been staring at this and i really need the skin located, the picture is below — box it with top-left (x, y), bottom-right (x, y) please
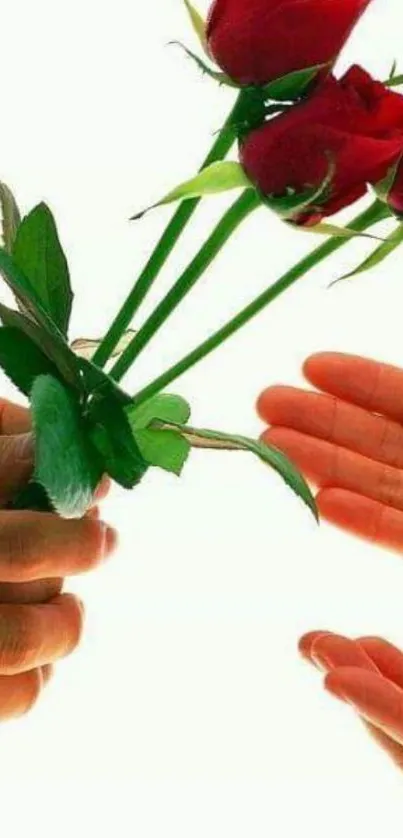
top-left (258, 352), bottom-right (403, 769)
top-left (0, 398), bottom-right (116, 721)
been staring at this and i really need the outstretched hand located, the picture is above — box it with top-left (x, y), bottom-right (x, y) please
top-left (258, 352), bottom-right (403, 552)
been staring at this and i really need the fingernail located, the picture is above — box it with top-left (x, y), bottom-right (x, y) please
top-left (312, 651), bottom-right (331, 673)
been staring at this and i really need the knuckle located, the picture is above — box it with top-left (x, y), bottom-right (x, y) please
top-left (0, 525), bottom-right (33, 577)
top-left (378, 466), bottom-right (403, 508)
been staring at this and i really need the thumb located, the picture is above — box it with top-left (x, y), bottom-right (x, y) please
top-left (0, 433), bottom-right (34, 503)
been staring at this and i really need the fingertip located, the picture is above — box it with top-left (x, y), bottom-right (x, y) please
top-left (256, 385), bottom-right (292, 423)
top-left (298, 631), bottom-right (333, 662)
top-left (303, 352), bottom-right (344, 386)
top-left (324, 668), bottom-right (350, 702)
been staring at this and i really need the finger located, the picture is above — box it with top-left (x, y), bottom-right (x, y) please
top-left (300, 634), bottom-right (394, 758)
top-left (0, 434), bottom-right (34, 504)
top-left (325, 667), bottom-right (403, 747)
top-left (0, 512), bottom-right (117, 581)
top-left (94, 476), bottom-right (111, 502)
top-left (0, 400), bottom-right (31, 435)
top-left (0, 579), bottom-right (63, 604)
top-left (299, 631), bottom-right (334, 662)
top-left (41, 664), bottom-right (53, 685)
top-left (317, 488), bottom-right (403, 553)
top-left (358, 637), bottom-right (403, 690)
top-left (257, 386), bottom-right (403, 470)
top-left (309, 634), bottom-right (379, 674)
top-left (362, 723), bottom-right (403, 770)
top-left (262, 427), bottom-right (403, 512)
top-left (0, 669), bottom-right (42, 720)
top-left (304, 353), bottom-right (403, 424)
top-left (0, 593), bottom-right (84, 674)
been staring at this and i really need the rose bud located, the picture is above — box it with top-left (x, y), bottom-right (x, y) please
top-left (240, 65), bottom-right (403, 225)
top-left (207, 0), bottom-right (372, 87)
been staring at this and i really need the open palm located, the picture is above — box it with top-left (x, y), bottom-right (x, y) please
top-left (258, 352), bottom-right (403, 552)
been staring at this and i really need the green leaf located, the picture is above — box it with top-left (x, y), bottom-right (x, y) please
top-left (262, 65), bottom-right (326, 102)
top-left (0, 303), bottom-right (81, 390)
top-left (31, 375), bottom-right (102, 519)
top-left (0, 183), bottom-right (21, 253)
top-left (127, 393), bottom-right (191, 429)
top-left (78, 357), bottom-right (131, 405)
top-left (163, 423), bottom-right (317, 519)
top-left (373, 158), bottom-right (402, 203)
top-left (134, 428), bottom-right (190, 475)
top-left (385, 73), bottom-right (403, 88)
top-left (183, 0), bottom-right (208, 53)
top-left (0, 303), bottom-right (80, 389)
top-left (0, 326), bottom-right (59, 396)
top-left (13, 203), bottom-right (73, 335)
top-left (89, 396), bottom-right (148, 489)
top-left (332, 223), bottom-right (403, 285)
top-left (132, 162), bottom-right (253, 220)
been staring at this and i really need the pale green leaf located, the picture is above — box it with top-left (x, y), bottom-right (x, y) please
top-left (333, 224), bottom-right (403, 284)
top-left (0, 183), bottom-right (21, 253)
top-left (298, 223), bottom-right (385, 241)
top-left (71, 329), bottom-right (136, 361)
top-left (134, 428), bottom-right (190, 475)
top-left (183, 0), bottom-right (208, 53)
top-left (132, 162), bottom-right (252, 220)
top-left (127, 393), bottom-right (191, 430)
top-left (170, 41), bottom-right (235, 87)
top-left (31, 375), bottom-right (102, 519)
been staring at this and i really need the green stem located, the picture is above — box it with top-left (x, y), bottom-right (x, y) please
top-left (111, 190), bottom-right (260, 381)
top-left (131, 200), bottom-right (388, 407)
top-left (92, 91), bottom-right (245, 369)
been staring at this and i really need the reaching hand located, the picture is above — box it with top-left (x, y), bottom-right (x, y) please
top-left (300, 631), bottom-right (403, 770)
top-left (258, 352), bottom-right (403, 552)
top-left (0, 398), bottom-right (116, 721)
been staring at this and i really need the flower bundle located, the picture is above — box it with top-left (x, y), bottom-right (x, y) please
top-left (0, 0), bottom-right (402, 521)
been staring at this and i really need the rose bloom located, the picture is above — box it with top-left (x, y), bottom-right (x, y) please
top-left (207, 0), bottom-right (372, 87)
top-left (240, 66), bottom-right (403, 225)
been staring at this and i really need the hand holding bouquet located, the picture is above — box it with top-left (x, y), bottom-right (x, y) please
top-left (0, 0), bottom-right (402, 525)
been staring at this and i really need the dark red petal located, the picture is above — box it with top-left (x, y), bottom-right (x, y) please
top-left (208, 0), bottom-right (372, 86)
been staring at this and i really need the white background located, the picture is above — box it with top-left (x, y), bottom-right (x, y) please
top-left (1, 0), bottom-right (403, 834)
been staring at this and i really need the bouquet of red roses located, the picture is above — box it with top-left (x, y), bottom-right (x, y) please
top-left (0, 0), bottom-right (402, 521)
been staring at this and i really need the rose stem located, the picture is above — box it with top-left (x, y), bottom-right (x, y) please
top-left (110, 189), bottom-right (261, 380)
top-left (129, 199), bottom-right (388, 406)
top-left (92, 91), bottom-right (245, 369)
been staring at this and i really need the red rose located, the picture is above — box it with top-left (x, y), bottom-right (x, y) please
top-left (240, 66), bottom-right (403, 225)
top-left (207, 0), bottom-right (372, 87)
